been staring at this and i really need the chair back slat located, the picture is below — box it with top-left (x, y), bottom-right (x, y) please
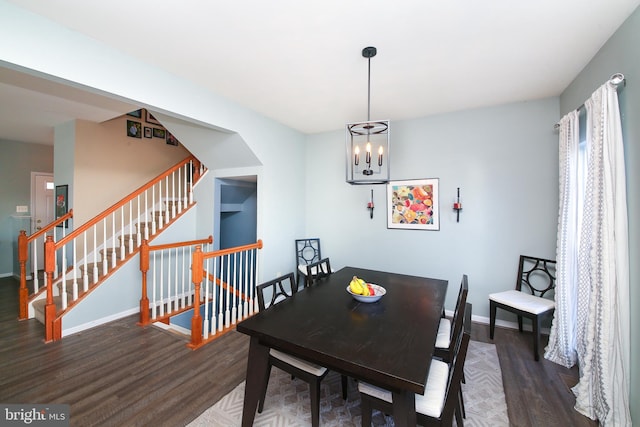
top-left (516, 255), bottom-right (557, 298)
top-left (441, 327), bottom-right (471, 422)
top-left (257, 272), bottom-right (297, 310)
top-left (305, 257), bottom-right (331, 286)
top-left (449, 275), bottom-right (469, 343)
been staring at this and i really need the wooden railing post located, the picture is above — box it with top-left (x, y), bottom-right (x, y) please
top-left (18, 230), bottom-right (28, 320)
top-left (44, 236), bottom-right (57, 343)
top-left (188, 245), bottom-right (204, 349)
top-left (138, 239), bottom-right (150, 326)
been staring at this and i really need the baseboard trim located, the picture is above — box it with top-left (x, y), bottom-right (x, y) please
top-left (61, 307), bottom-right (139, 337)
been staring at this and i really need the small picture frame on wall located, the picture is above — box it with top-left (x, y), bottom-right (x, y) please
top-left (387, 178), bottom-right (439, 230)
top-left (55, 184), bottom-right (69, 228)
top-left (144, 127), bottom-right (152, 138)
top-left (152, 128), bottom-right (166, 139)
top-left (145, 110), bottom-right (161, 125)
top-left (127, 120), bottom-right (142, 138)
top-left (166, 132), bottom-right (179, 146)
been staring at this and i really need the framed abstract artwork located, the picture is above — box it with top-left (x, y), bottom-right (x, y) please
top-left (55, 184), bottom-right (69, 228)
top-left (387, 178), bottom-right (439, 230)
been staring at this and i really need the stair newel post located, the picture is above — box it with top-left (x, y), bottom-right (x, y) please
top-left (44, 235), bottom-right (57, 342)
top-left (18, 230), bottom-right (28, 320)
top-left (138, 239), bottom-right (151, 326)
top-left (188, 245), bottom-right (204, 349)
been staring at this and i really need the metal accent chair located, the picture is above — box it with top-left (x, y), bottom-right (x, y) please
top-left (358, 305), bottom-right (472, 427)
top-left (489, 255), bottom-right (556, 361)
top-left (305, 257), bottom-right (332, 287)
top-left (295, 238), bottom-right (322, 287)
top-left (255, 272), bottom-right (345, 427)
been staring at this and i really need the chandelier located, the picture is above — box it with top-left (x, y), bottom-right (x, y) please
top-left (346, 46), bottom-right (390, 184)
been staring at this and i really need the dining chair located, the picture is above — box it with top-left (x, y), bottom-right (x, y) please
top-left (255, 272), bottom-right (344, 427)
top-left (434, 274), bottom-right (468, 363)
top-left (358, 312), bottom-right (471, 427)
top-left (434, 275), bottom-right (469, 419)
top-left (295, 238), bottom-right (322, 287)
top-left (305, 257), bottom-right (332, 286)
top-left (489, 255), bottom-right (556, 361)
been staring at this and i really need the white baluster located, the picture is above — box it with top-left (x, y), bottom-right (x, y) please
top-left (136, 195), bottom-right (142, 246)
top-left (151, 187), bottom-right (157, 235)
top-left (128, 201), bottom-right (134, 253)
top-left (218, 256), bottom-right (224, 332)
top-left (83, 231), bottom-right (89, 292)
top-left (61, 241), bottom-right (67, 310)
top-left (151, 250), bottom-right (157, 319)
top-left (182, 162), bottom-right (189, 209)
top-left (171, 172), bottom-right (176, 218)
top-left (159, 250), bottom-right (164, 317)
top-left (102, 218), bottom-right (108, 277)
top-left (225, 255), bottom-right (231, 327)
top-left (32, 238), bottom-right (39, 292)
top-left (93, 226), bottom-right (98, 283)
top-left (165, 176), bottom-right (170, 223)
top-left (120, 207), bottom-right (125, 261)
top-left (72, 240), bottom-right (78, 301)
top-left (203, 254), bottom-right (210, 339)
top-left (144, 190), bottom-right (149, 241)
top-left (111, 213), bottom-right (117, 267)
top-left (231, 253), bottom-right (238, 324)
top-left (189, 160), bottom-right (194, 205)
top-left (177, 167), bottom-right (183, 214)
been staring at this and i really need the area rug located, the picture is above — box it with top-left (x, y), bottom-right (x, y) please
top-left (188, 341), bottom-right (508, 426)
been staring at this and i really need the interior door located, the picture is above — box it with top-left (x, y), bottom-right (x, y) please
top-left (31, 172), bottom-right (54, 270)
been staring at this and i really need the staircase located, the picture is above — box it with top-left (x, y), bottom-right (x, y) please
top-left (18, 156), bottom-right (205, 342)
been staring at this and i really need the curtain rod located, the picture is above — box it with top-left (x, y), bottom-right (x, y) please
top-left (553, 73), bottom-right (625, 130)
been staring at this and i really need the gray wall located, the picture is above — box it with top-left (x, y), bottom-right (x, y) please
top-left (305, 98), bottom-right (559, 318)
top-left (559, 7), bottom-right (639, 423)
top-left (0, 139), bottom-right (53, 276)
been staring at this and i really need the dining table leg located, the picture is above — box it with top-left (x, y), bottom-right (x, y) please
top-left (241, 336), bottom-right (270, 427)
top-left (391, 389), bottom-right (417, 427)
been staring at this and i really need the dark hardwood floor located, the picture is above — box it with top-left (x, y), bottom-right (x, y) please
top-left (0, 277), bottom-right (596, 426)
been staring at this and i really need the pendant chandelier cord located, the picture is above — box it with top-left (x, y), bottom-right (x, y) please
top-left (367, 55), bottom-right (371, 122)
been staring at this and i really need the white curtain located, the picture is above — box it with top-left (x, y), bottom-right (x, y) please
top-left (545, 80), bottom-right (631, 426)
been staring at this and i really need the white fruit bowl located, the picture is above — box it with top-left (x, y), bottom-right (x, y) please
top-left (346, 283), bottom-right (386, 303)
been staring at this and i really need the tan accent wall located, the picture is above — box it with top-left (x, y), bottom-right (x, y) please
top-left (73, 115), bottom-right (189, 226)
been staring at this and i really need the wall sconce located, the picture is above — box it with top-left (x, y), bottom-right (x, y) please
top-left (367, 189), bottom-right (374, 219)
top-left (453, 187), bottom-right (462, 222)
top-left (346, 47), bottom-right (390, 185)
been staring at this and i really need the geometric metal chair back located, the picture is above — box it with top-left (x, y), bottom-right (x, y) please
top-left (295, 238), bottom-right (321, 285)
top-left (516, 255), bottom-right (556, 298)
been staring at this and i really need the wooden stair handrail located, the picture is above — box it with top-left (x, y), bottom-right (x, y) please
top-left (189, 239), bottom-right (263, 350)
top-left (56, 156), bottom-right (201, 248)
top-left (18, 210), bottom-right (74, 319)
top-left (138, 235), bottom-right (213, 326)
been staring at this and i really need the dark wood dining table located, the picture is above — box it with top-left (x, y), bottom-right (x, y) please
top-left (236, 266), bottom-right (448, 427)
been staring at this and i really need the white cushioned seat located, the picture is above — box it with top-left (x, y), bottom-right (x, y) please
top-left (489, 290), bottom-right (555, 314)
top-left (435, 317), bottom-right (451, 349)
top-left (357, 359), bottom-right (449, 418)
top-left (270, 349), bottom-right (327, 377)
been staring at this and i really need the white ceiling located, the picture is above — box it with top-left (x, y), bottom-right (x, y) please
top-left (2, 0), bottom-right (639, 145)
